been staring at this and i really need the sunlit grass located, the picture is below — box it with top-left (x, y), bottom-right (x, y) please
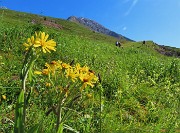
top-left (0, 9), bottom-right (179, 132)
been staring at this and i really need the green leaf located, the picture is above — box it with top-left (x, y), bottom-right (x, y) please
top-left (57, 123), bottom-right (63, 133)
top-left (28, 60), bottom-right (35, 83)
top-left (64, 124), bottom-right (79, 133)
top-left (14, 90), bottom-right (25, 133)
top-left (27, 124), bottom-right (40, 133)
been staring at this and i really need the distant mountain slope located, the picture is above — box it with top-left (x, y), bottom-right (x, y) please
top-left (0, 9), bottom-right (179, 58)
top-left (67, 16), bottom-right (133, 41)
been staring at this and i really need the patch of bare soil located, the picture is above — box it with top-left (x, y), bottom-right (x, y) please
top-left (42, 20), bottom-right (63, 30)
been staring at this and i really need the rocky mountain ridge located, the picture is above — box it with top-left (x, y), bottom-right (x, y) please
top-left (67, 16), bottom-right (133, 41)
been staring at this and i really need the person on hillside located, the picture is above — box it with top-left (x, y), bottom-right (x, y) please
top-left (116, 41), bottom-right (119, 46)
top-left (142, 40), bottom-right (146, 45)
top-left (116, 41), bottom-right (121, 47)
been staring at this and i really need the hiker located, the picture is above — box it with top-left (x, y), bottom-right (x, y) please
top-left (115, 41), bottom-right (121, 47)
top-left (142, 40), bottom-right (146, 45)
top-left (116, 41), bottom-right (119, 46)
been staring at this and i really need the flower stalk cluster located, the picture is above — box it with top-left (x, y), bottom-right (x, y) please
top-left (35, 61), bottom-right (98, 92)
top-left (14, 31), bottom-right (56, 133)
top-left (14, 31), bottom-right (98, 132)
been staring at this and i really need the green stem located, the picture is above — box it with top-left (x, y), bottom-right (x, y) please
top-left (56, 103), bottom-right (62, 131)
top-left (22, 68), bottom-right (29, 91)
top-left (56, 97), bottom-right (66, 131)
top-left (56, 98), bottom-right (63, 131)
top-left (99, 83), bottom-right (103, 133)
top-left (21, 51), bottom-right (37, 132)
top-left (22, 67), bottom-right (29, 131)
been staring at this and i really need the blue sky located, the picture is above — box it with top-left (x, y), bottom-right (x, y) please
top-left (1, 0), bottom-right (180, 48)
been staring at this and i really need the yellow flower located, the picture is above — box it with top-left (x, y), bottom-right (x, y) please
top-left (74, 63), bottom-right (91, 76)
top-left (42, 69), bottom-right (50, 75)
top-left (86, 93), bottom-right (92, 98)
top-left (45, 61), bottom-right (62, 75)
top-left (75, 63), bottom-right (81, 71)
top-left (81, 65), bottom-right (89, 73)
top-left (23, 36), bottom-right (36, 50)
top-left (34, 71), bottom-right (43, 75)
top-left (34, 60), bottom-right (62, 76)
top-left (65, 67), bottom-right (78, 82)
top-left (62, 63), bottom-right (71, 69)
top-left (2, 95), bottom-right (6, 100)
top-left (45, 62), bottom-right (55, 75)
top-left (34, 32), bottom-right (56, 53)
top-left (75, 64), bottom-right (89, 73)
top-left (79, 72), bottom-right (98, 91)
top-left (51, 60), bottom-right (63, 71)
top-left (45, 82), bottom-right (51, 87)
top-left (23, 31), bottom-right (56, 53)
top-left (34, 68), bottom-right (50, 75)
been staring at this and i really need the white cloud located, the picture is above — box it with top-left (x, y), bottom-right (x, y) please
top-left (123, 26), bottom-right (127, 31)
top-left (124, 0), bottom-right (139, 16)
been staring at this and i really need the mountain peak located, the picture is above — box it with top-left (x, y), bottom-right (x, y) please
top-left (67, 16), bottom-right (133, 41)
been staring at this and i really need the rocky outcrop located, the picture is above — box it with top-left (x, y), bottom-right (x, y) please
top-left (155, 45), bottom-right (180, 58)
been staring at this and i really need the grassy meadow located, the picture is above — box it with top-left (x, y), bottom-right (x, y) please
top-left (0, 9), bottom-right (180, 133)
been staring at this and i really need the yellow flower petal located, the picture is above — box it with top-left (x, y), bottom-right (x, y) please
top-left (45, 82), bottom-right (51, 87)
top-left (2, 95), bottom-right (6, 100)
top-left (34, 71), bottom-right (42, 75)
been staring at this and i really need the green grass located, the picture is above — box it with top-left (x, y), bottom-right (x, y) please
top-left (0, 9), bottom-right (180, 132)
